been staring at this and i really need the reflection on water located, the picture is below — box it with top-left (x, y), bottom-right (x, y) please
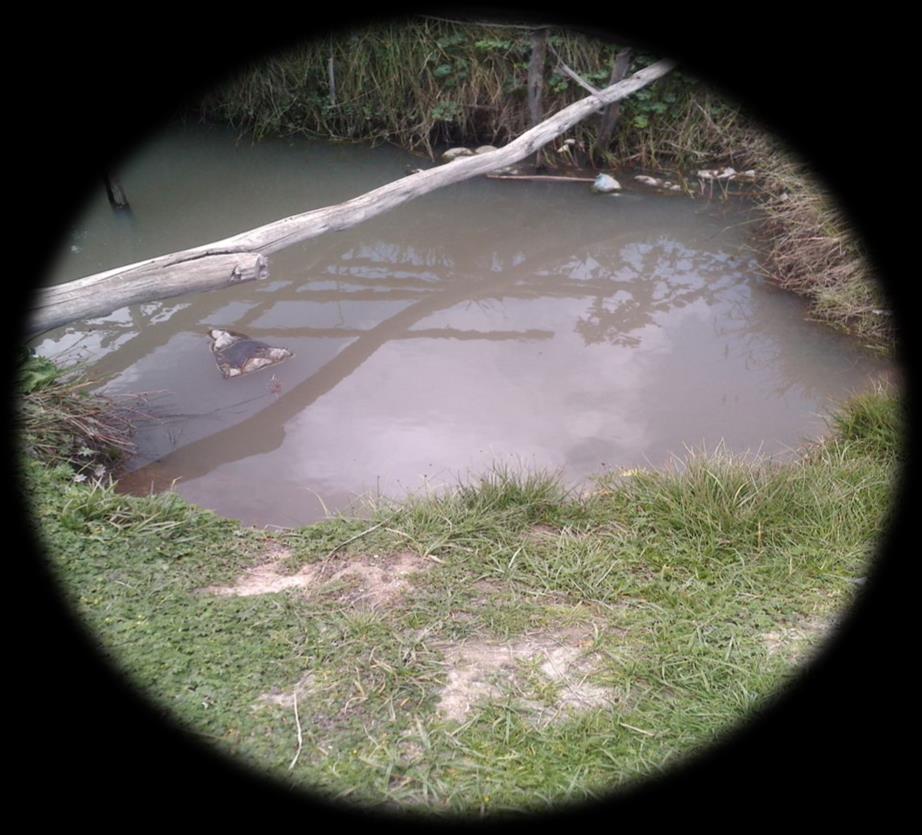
top-left (35, 124), bottom-right (892, 527)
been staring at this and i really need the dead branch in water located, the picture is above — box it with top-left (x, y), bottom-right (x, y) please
top-left (28, 59), bottom-right (674, 338)
top-left (485, 174), bottom-right (596, 182)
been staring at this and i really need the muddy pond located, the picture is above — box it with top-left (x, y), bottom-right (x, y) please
top-left (34, 123), bottom-right (892, 528)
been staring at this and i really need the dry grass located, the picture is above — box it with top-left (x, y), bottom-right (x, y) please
top-left (740, 132), bottom-right (892, 348)
top-left (17, 357), bottom-right (145, 476)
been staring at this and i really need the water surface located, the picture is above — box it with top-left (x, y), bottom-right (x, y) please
top-left (35, 124), bottom-right (892, 527)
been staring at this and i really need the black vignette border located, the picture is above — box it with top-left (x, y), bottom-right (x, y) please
top-left (8, 4), bottom-right (914, 826)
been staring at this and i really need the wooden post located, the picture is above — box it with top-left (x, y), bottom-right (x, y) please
top-left (593, 48), bottom-right (633, 162)
top-left (104, 172), bottom-right (130, 211)
top-left (527, 27), bottom-right (548, 169)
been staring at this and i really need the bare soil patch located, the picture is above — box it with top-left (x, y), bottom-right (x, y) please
top-left (762, 613), bottom-right (837, 663)
top-left (203, 549), bottom-right (427, 610)
top-left (257, 672), bottom-right (317, 709)
top-left (435, 628), bottom-right (620, 725)
top-left (523, 524), bottom-right (560, 543)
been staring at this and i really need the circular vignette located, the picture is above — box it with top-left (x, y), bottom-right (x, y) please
top-left (10, 5), bottom-right (914, 825)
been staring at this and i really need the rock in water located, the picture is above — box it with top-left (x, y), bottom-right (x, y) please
top-left (208, 329), bottom-right (293, 379)
top-left (591, 173), bottom-right (622, 193)
top-left (441, 147), bottom-right (476, 163)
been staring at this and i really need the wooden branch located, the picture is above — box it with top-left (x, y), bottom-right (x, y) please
top-left (485, 174), bottom-right (595, 182)
top-left (28, 58), bottom-right (675, 338)
top-left (33, 251), bottom-right (269, 334)
top-left (547, 42), bottom-right (605, 101)
top-left (327, 52), bottom-right (336, 107)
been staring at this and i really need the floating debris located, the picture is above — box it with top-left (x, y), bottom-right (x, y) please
top-left (696, 166), bottom-right (756, 182)
top-left (207, 329), bottom-right (293, 379)
top-left (633, 174), bottom-right (683, 192)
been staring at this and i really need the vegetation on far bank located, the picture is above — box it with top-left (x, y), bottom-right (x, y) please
top-left (196, 16), bottom-right (893, 352)
top-left (18, 354), bottom-right (903, 814)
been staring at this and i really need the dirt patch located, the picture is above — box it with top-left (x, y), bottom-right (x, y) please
top-left (435, 628), bottom-right (619, 725)
top-left (524, 524), bottom-right (617, 544)
top-left (203, 550), bottom-right (427, 610)
top-left (257, 672), bottom-right (317, 709)
top-left (762, 613), bottom-right (837, 663)
top-left (524, 524), bottom-right (560, 543)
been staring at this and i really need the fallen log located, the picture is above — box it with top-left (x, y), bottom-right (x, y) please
top-left (485, 174), bottom-right (596, 182)
top-left (28, 59), bottom-right (674, 338)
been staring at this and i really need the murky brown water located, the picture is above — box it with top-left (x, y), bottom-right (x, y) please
top-left (34, 123), bottom-right (892, 527)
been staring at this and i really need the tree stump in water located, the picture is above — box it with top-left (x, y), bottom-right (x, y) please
top-left (104, 172), bottom-right (130, 210)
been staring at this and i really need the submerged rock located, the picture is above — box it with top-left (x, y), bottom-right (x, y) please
top-left (492, 164), bottom-right (523, 175)
top-left (634, 174), bottom-right (683, 192)
top-left (441, 147), bottom-right (476, 163)
top-left (591, 173), bottom-right (622, 193)
top-left (208, 329), bottom-right (293, 379)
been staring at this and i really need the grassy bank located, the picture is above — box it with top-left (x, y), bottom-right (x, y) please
top-left (196, 17), bottom-right (892, 352)
top-left (19, 357), bottom-right (903, 814)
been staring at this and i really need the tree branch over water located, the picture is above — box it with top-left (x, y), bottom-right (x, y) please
top-left (28, 59), bottom-right (674, 337)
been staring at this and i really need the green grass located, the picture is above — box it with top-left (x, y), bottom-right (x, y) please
top-left (20, 374), bottom-right (903, 816)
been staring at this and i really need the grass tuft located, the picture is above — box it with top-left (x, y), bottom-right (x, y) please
top-left (16, 353), bottom-right (146, 478)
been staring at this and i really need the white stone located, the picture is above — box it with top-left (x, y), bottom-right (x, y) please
top-left (441, 147), bottom-right (476, 163)
top-left (591, 173), bottom-right (622, 193)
